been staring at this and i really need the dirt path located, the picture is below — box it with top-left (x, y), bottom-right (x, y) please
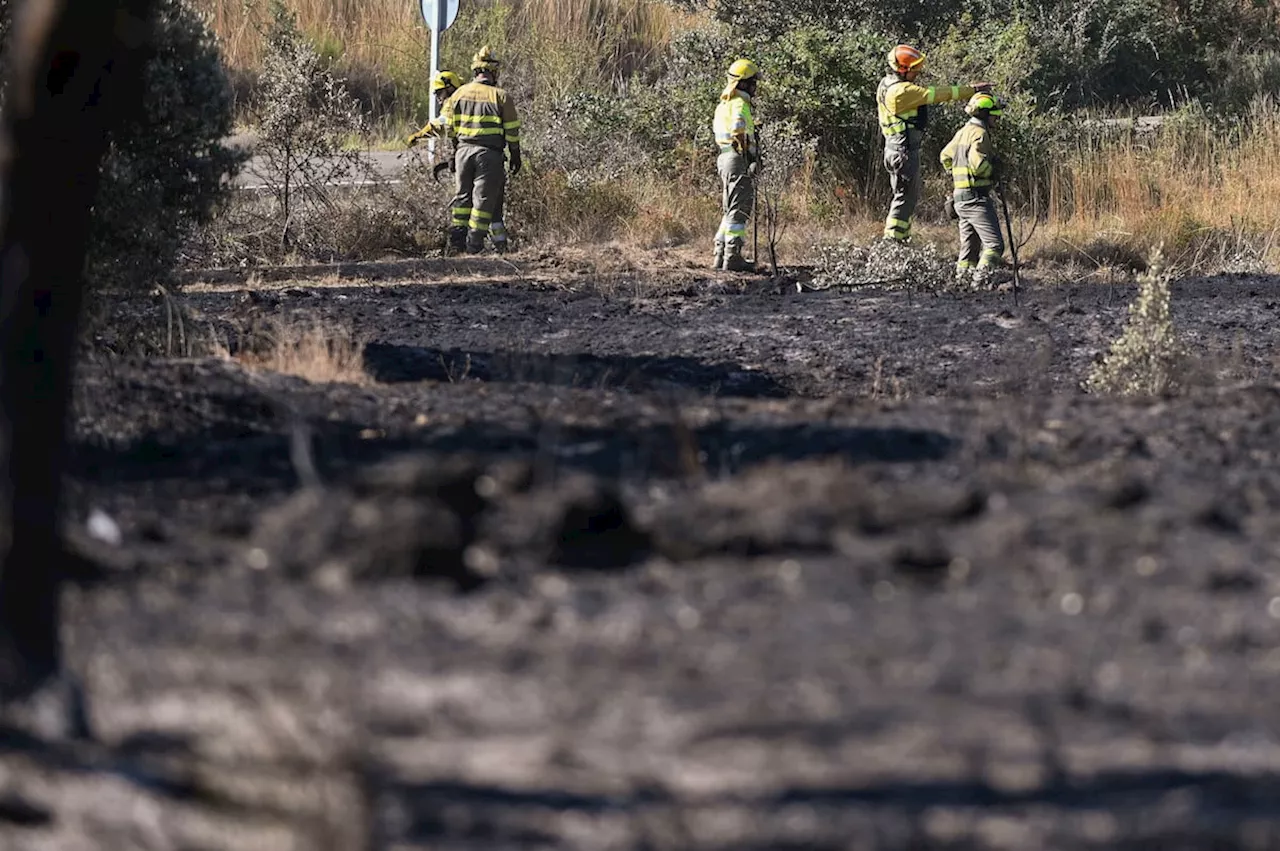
top-left (6, 252), bottom-right (1280, 849)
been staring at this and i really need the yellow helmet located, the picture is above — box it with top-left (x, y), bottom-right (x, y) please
top-left (432, 71), bottom-right (464, 92)
top-left (726, 58), bottom-right (759, 81)
top-left (471, 45), bottom-right (501, 72)
top-left (965, 92), bottom-right (1004, 117)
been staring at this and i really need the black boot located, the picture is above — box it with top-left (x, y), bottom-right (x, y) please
top-left (447, 227), bottom-right (467, 253)
top-left (724, 251), bottom-right (753, 273)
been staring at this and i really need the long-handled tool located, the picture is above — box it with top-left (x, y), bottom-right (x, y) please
top-left (998, 189), bottom-right (1021, 306)
top-left (751, 183), bottom-right (759, 271)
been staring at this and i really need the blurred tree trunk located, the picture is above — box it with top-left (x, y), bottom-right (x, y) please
top-left (0, 0), bottom-right (155, 700)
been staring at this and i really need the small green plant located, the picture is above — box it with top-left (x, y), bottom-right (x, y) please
top-left (755, 119), bottom-right (816, 274)
top-left (1085, 244), bottom-right (1188, 395)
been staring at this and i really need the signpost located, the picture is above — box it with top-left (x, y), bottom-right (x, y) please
top-left (419, 0), bottom-right (460, 158)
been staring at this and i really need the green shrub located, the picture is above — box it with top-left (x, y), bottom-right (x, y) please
top-left (88, 0), bottom-right (243, 293)
top-left (1085, 245), bottom-right (1188, 395)
top-left (0, 0), bottom-right (240, 294)
top-left (0, 0), bottom-right (9, 104)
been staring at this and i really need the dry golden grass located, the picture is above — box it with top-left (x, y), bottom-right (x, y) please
top-left (234, 321), bottom-right (367, 384)
top-left (194, 0), bottom-right (681, 84)
top-left (197, 0), bottom-right (421, 70)
top-left (1037, 105), bottom-right (1280, 270)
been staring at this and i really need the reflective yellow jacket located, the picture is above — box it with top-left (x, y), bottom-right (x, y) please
top-left (877, 75), bottom-right (974, 140)
top-left (714, 91), bottom-right (757, 159)
top-left (447, 79), bottom-right (521, 151)
top-left (940, 119), bottom-right (997, 192)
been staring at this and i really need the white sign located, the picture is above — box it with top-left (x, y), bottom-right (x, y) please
top-left (419, 0), bottom-right (459, 31)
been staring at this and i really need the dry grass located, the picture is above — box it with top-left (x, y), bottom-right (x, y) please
top-left (1037, 103), bottom-right (1280, 271)
top-left (197, 0), bottom-right (422, 71)
top-left (195, 0), bottom-right (680, 83)
top-left (233, 321), bottom-right (367, 384)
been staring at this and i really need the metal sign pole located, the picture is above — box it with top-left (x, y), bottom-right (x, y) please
top-left (419, 0), bottom-right (459, 160)
top-left (427, 1), bottom-right (443, 160)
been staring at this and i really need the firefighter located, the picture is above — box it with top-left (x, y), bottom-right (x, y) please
top-left (713, 58), bottom-right (760, 272)
top-left (445, 46), bottom-right (521, 254)
top-left (940, 92), bottom-right (1006, 288)
top-left (878, 44), bottom-right (991, 242)
top-left (405, 70), bottom-right (464, 147)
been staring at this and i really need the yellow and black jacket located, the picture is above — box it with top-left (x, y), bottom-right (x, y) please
top-left (713, 90), bottom-right (757, 159)
top-left (877, 76), bottom-right (974, 143)
top-left (447, 79), bottom-right (521, 152)
top-left (940, 118), bottom-right (998, 194)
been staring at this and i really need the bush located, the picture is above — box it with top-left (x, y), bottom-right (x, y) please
top-left (1, 0), bottom-right (240, 294)
top-left (1085, 245), bottom-right (1188, 395)
top-left (0, 0), bottom-right (9, 104)
top-left (250, 0), bottom-right (368, 250)
top-left (88, 0), bottom-right (243, 293)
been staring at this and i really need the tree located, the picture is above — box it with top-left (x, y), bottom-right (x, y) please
top-left (250, 0), bottom-right (367, 250)
top-left (0, 0), bottom-right (156, 707)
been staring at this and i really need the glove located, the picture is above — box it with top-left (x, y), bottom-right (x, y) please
top-left (971, 81), bottom-right (994, 93)
top-left (944, 196), bottom-right (958, 220)
top-left (747, 157), bottom-right (762, 177)
top-left (405, 132), bottom-right (421, 148)
top-left (509, 149), bottom-right (522, 176)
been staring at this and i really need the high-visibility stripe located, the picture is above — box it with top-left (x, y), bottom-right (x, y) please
top-left (455, 114), bottom-right (503, 124)
top-left (455, 127), bottom-right (505, 137)
top-left (978, 249), bottom-right (1002, 267)
top-left (884, 216), bottom-right (911, 240)
top-left (469, 209), bottom-right (493, 221)
top-left (468, 218), bottom-right (491, 232)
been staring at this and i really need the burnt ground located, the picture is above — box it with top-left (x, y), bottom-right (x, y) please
top-left (8, 251), bottom-right (1280, 849)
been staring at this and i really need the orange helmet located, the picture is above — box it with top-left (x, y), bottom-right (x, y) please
top-left (887, 44), bottom-right (925, 74)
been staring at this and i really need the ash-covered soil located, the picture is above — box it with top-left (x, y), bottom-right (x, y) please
top-left (8, 252), bottom-right (1280, 849)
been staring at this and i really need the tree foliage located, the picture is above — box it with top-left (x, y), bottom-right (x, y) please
top-left (90, 0), bottom-right (243, 291)
top-left (0, 0), bottom-right (241, 292)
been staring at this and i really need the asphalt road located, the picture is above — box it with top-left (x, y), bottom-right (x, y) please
top-left (234, 148), bottom-right (423, 189)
